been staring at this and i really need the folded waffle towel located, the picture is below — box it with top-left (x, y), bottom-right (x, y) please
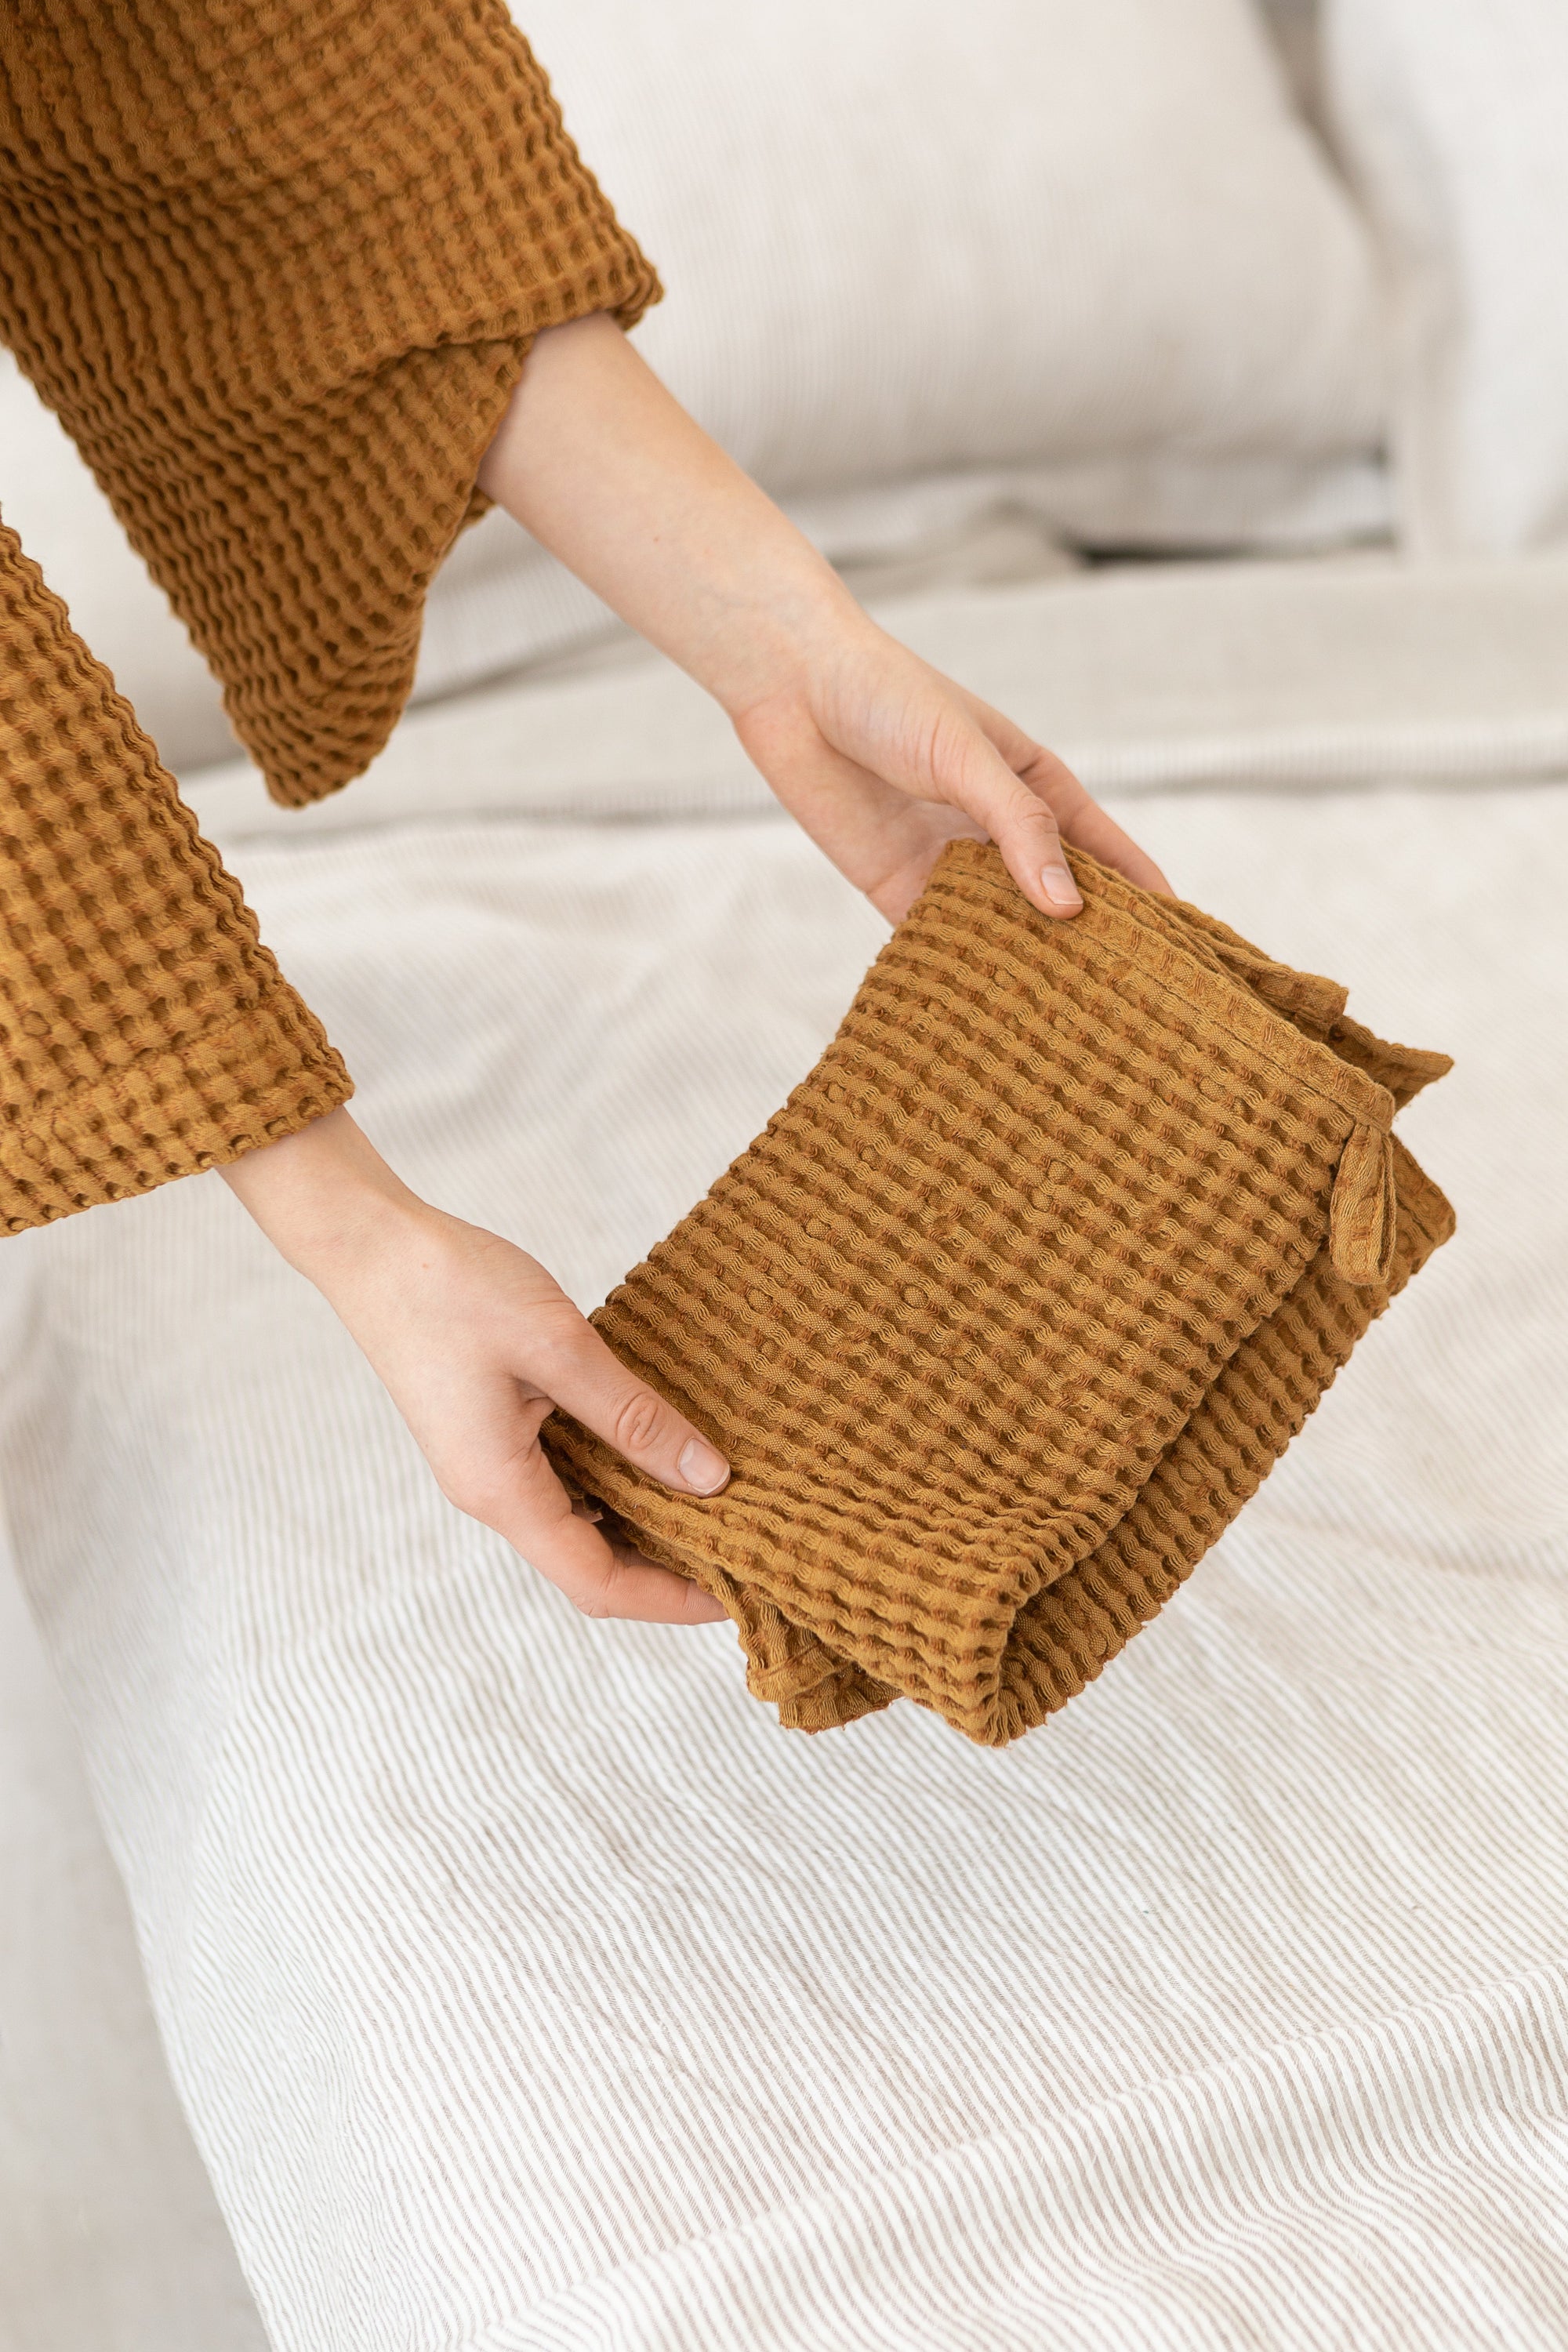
top-left (543, 840), bottom-right (1455, 1746)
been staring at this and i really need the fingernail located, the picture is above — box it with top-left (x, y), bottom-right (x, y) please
top-left (677, 1439), bottom-right (730, 1494)
top-left (1040, 865), bottom-right (1082, 909)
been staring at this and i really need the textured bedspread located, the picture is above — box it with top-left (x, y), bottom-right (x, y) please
top-left (2, 779), bottom-right (1566, 2350)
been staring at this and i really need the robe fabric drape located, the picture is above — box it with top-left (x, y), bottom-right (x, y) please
top-left (0, 1), bottom-right (656, 1232)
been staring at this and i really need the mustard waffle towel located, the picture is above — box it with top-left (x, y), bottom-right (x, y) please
top-left (543, 840), bottom-right (1454, 1746)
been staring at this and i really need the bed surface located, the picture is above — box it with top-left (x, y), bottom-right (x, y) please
top-left (3, 557), bottom-right (1566, 2350)
top-left (188, 546), bottom-right (1568, 835)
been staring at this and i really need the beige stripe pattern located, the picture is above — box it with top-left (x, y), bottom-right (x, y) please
top-left (0, 779), bottom-right (1564, 2349)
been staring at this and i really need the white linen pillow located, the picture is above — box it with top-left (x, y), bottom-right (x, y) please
top-left (1257, 0), bottom-right (1327, 127)
top-left (1324, 0), bottom-right (1568, 553)
top-left (519, 0), bottom-right (1381, 494)
top-left (2, 2), bottom-right (1389, 762)
top-left (411, 0), bottom-right (1391, 700)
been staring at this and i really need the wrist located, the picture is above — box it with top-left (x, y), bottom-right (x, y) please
top-left (701, 564), bottom-right (866, 723)
top-left (221, 1108), bottom-right (436, 1288)
top-left (479, 314), bottom-right (872, 721)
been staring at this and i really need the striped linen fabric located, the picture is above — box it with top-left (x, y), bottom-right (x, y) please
top-left (0, 777), bottom-right (1565, 2349)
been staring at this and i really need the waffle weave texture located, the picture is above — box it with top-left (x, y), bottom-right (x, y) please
top-left (0, 0), bottom-right (657, 806)
top-left (0, 0), bottom-right (653, 1227)
top-left (0, 519), bottom-right (352, 1233)
top-left (543, 840), bottom-right (1456, 1747)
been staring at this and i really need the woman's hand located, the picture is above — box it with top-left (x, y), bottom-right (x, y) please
top-left (222, 1109), bottom-right (728, 1624)
top-left (479, 314), bottom-right (1171, 924)
top-left (729, 618), bottom-right (1170, 924)
top-left (227, 326), bottom-right (1172, 1624)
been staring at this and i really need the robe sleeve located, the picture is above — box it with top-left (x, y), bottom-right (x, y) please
top-left (0, 2), bottom-right (659, 1235)
top-left (0, 0), bottom-right (659, 807)
top-left (1, 517), bottom-right (352, 1235)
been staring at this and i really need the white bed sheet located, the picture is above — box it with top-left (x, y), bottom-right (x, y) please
top-left (0, 1558), bottom-right (270, 2352)
top-left (185, 546), bottom-right (1568, 836)
top-left (2, 764), bottom-right (1565, 2349)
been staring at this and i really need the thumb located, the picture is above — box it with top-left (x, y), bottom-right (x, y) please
top-left (935, 724), bottom-right (1084, 920)
top-left (542, 1315), bottom-right (731, 1497)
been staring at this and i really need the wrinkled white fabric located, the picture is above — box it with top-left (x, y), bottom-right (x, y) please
top-left (1, 768), bottom-right (1564, 2351)
top-left (0, 1557), bottom-right (269, 2352)
top-left (418, 0), bottom-right (1388, 695)
top-left (189, 550), bottom-right (1568, 835)
top-left (1326, 0), bottom-right (1568, 552)
top-left (517, 0), bottom-right (1382, 488)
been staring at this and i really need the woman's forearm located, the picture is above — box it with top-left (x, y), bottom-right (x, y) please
top-left (477, 313), bottom-right (855, 720)
top-left (477, 314), bottom-right (1170, 926)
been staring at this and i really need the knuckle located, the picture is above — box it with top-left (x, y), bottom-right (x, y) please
top-left (437, 1441), bottom-right (547, 1532)
top-left (609, 1388), bottom-right (668, 1461)
top-left (1017, 741), bottom-right (1065, 789)
top-left (441, 1467), bottom-right (504, 1524)
top-left (439, 1476), bottom-right (487, 1523)
top-left (528, 1313), bottom-right (591, 1391)
top-left (552, 1554), bottom-right (616, 1619)
top-left (1016, 789), bottom-right (1060, 836)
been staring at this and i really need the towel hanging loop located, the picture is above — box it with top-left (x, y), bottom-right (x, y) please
top-left (1330, 1119), bottom-right (1398, 1287)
